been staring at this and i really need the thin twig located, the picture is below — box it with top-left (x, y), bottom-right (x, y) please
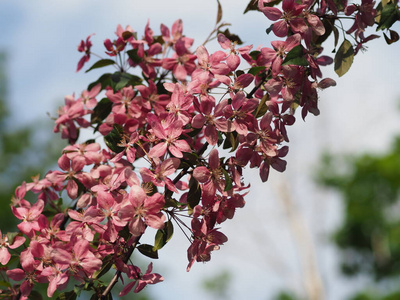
top-left (100, 235), bottom-right (142, 299)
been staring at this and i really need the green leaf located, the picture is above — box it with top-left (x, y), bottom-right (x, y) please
top-left (235, 70), bottom-right (245, 77)
top-left (111, 72), bottom-right (142, 90)
top-left (85, 59), bottom-right (116, 73)
top-left (182, 152), bottom-right (199, 167)
top-left (313, 18), bottom-right (334, 47)
top-left (334, 40), bottom-right (354, 77)
top-left (222, 169), bottom-right (233, 191)
top-left (216, 0), bottom-right (223, 24)
top-left (88, 73), bottom-right (112, 91)
top-left (118, 225), bottom-right (131, 240)
top-left (104, 124), bottom-right (125, 153)
top-left (282, 45), bottom-right (309, 66)
top-left (333, 26), bottom-right (339, 49)
top-left (91, 98), bottom-right (112, 124)
top-left (127, 49), bottom-right (142, 64)
top-left (137, 244), bottom-right (159, 259)
top-left (6, 232), bottom-right (21, 245)
top-left (218, 29), bottom-right (243, 45)
top-left (222, 131), bottom-right (239, 151)
top-left (377, 1), bottom-right (400, 31)
top-left (93, 255), bottom-right (113, 279)
top-left (29, 291), bottom-right (44, 300)
top-left (56, 291), bottom-right (78, 300)
top-left (153, 220), bottom-right (174, 251)
top-left (266, 24), bottom-right (274, 35)
top-left (248, 66), bottom-right (265, 76)
top-left (122, 31), bottom-right (133, 40)
top-left (0, 281), bottom-right (11, 288)
top-left (244, 0), bottom-right (259, 13)
top-left (383, 29), bottom-right (400, 44)
top-left (254, 93), bottom-right (270, 118)
top-left (187, 176), bottom-right (201, 209)
top-left (217, 131), bottom-right (224, 147)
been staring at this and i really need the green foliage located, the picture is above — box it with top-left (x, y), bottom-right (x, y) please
top-left (153, 220), bottom-right (174, 251)
top-left (0, 52), bottom-right (65, 231)
top-left (104, 124), bottom-right (125, 153)
top-left (137, 244), bottom-right (159, 259)
top-left (317, 134), bottom-right (400, 298)
top-left (376, 0), bottom-right (400, 31)
top-left (202, 270), bottom-right (232, 299)
top-left (334, 40), bottom-right (354, 77)
top-left (282, 45), bottom-right (309, 66)
top-left (274, 291), bottom-right (301, 300)
top-left (85, 59), bottom-right (116, 73)
top-left (318, 137), bottom-right (400, 279)
top-left (187, 176), bottom-right (201, 209)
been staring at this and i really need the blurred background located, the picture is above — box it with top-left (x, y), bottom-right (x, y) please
top-left (1, 1), bottom-right (400, 299)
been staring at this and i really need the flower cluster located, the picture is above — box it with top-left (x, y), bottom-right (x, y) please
top-left (1, 0), bottom-right (398, 298)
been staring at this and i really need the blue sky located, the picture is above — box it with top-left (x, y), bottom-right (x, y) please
top-left (1, 1), bottom-right (400, 299)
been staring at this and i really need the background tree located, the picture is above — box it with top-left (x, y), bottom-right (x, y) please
top-left (317, 132), bottom-right (400, 299)
top-left (0, 52), bottom-right (66, 231)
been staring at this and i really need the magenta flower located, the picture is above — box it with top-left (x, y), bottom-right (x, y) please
top-left (0, 230), bottom-right (25, 265)
top-left (259, 0), bottom-right (307, 37)
top-left (217, 33), bottom-right (252, 71)
top-left (119, 263), bottom-right (164, 296)
top-left (147, 115), bottom-right (191, 158)
top-left (12, 200), bottom-right (45, 238)
top-left (78, 83), bottom-right (101, 109)
top-left (260, 34), bottom-right (301, 76)
top-left (76, 34), bottom-right (94, 72)
top-left (51, 238), bottom-right (102, 279)
top-left (196, 45), bottom-right (230, 76)
top-left (162, 38), bottom-right (197, 81)
top-left (63, 142), bottom-right (102, 166)
top-left (186, 217), bottom-right (228, 271)
top-left (193, 149), bottom-right (227, 206)
top-left (223, 91), bottom-right (258, 136)
top-left (161, 19), bottom-right (193, 48)
top-left (192, 96), bottom-right (234, 145)
top-left (140, 157), bottom-right (180, 192)
top-left (119, 186), bottom-right (166, 236)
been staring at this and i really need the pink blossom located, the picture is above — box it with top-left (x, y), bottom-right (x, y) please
top-left (140, 158), bottom-right (180, 192)
top-left (258, 0), bottom-right (307, 37)
top-left (162, 38), bottom-right (197, 81)
top-left (147, 115), bottom-right (191, 158)
top-left (119, 263), bottom-right (164, 296)
top-left (12, 200), bottom-right (45, 237)
top-left (51, 238), bottom-right (102, 278)
top-left (192, 96), bottom-right (234, 145)
top-left (0, 230), bottom-right (25, 265)
top-left (76, 34), bottom-right (94, 72)
top-left (217, 33), bottom-right (252, 71)
top-left (119, 186), bottom-right (166, 236)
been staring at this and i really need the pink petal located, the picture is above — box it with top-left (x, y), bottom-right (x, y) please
top-left (193, 166), bottom-right (211, 183)
top-left (217, 33), bottom-right (231, 49)
top-left (0, 247), bottom-right (11, 265)
top-left (148, 142), bottom-right (168, 158)
top-left (273, 20), bottom-right (288, 38)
